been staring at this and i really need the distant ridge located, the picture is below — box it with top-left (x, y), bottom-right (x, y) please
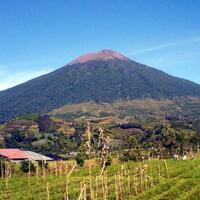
top-left (0, 49), bottom-right (200, 122)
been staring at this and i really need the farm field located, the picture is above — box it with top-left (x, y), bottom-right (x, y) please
top-left (0, 158), bottom-right (200, 200)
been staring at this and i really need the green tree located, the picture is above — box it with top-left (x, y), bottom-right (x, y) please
top-left (127, 136), bottom-right (138, 149)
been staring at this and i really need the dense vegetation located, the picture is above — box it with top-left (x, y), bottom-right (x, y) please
top-left (1, 101), bottom-right (200, 160)
top-left (1, 57), bottom-right (200, 122)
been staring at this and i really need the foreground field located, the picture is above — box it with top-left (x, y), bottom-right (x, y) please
top-left (0, 158), bottom-right (200, 200)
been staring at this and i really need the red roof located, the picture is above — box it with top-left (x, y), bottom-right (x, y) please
top-left (0, 149), bottom-right (28, 160)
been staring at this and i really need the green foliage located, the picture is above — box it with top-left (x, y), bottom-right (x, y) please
top-left (5, 129), bottom-right (37, 150)
top-left (120, 149), bottom-right (142, 162)
top-left (4, 128), bottom-right (78, 154)
top-left (17, 113), bottom-right (40, 121)
top-left (20, 161), bottom-right (35, 173)
top-left (2, 96), bottom-right (200, 157)
top-left (119, 122), bottom-right (143, 129)
top-left (75, 154), bottom-right (85, 166)
top-left (105, 155), bottom-right (112, 166)
top-left (4, 114), bottom-right (200, 157)
top-left (127, 135), bottom-right (138, 149)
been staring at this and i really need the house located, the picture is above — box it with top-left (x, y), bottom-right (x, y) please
top-left (0, 148), bottom-right (52, 162)
top-left (0, 148), bottom-right (28, 162)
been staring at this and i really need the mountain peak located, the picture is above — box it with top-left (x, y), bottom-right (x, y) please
top-left (69, 49), bottom-right (129, 65)
top-left (1, 48), bottom-right (200, 122)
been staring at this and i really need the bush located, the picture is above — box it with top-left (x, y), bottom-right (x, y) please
top-left (20, 161), bottom-right (36, 173)
top-left (120, 149), bottom-right (142, 162)
top-left (119, 122), bottom-right (143, 130)
top-left (105, 156), bottom-right (112, 166)
top-left (75, 154), bottom-right (85, 167)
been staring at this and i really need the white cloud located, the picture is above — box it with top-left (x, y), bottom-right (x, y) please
top-left (0, 68), bottom-right (53, 91)
top-left (129, 37), bottom-right (200, 55)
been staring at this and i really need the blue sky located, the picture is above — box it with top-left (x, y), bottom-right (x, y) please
top-left (0, 0), bottom-right (200, 91)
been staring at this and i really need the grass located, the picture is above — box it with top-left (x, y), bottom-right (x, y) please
top-left (0, 158), bottom-right (200, 199)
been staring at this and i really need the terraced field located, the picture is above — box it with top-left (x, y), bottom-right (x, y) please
top-left (0, 159), bottom-right (200, 200)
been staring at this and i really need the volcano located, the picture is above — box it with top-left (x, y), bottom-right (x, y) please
top-left (0, 49), bottom-right (200, 122)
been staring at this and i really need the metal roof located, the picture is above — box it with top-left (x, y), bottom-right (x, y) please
top-left (0, 149), bottom-right (28, 160)
top-left (24, 151), bottom-right (53, 161)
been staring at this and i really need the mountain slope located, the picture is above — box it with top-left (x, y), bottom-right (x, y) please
top-left (0, 49), bottom-right (200, 122)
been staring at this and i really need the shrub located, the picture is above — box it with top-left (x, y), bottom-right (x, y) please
top-left (119, 122), bottom-right (143, 130)
top-left (75, 154), bottom-right (85, 167)
top-left (105, 156), bottom-right (112, 166)
top-left (120, 149), bottom-right (142, 162)
top-left (20, 161), bottom-right (35, 173)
